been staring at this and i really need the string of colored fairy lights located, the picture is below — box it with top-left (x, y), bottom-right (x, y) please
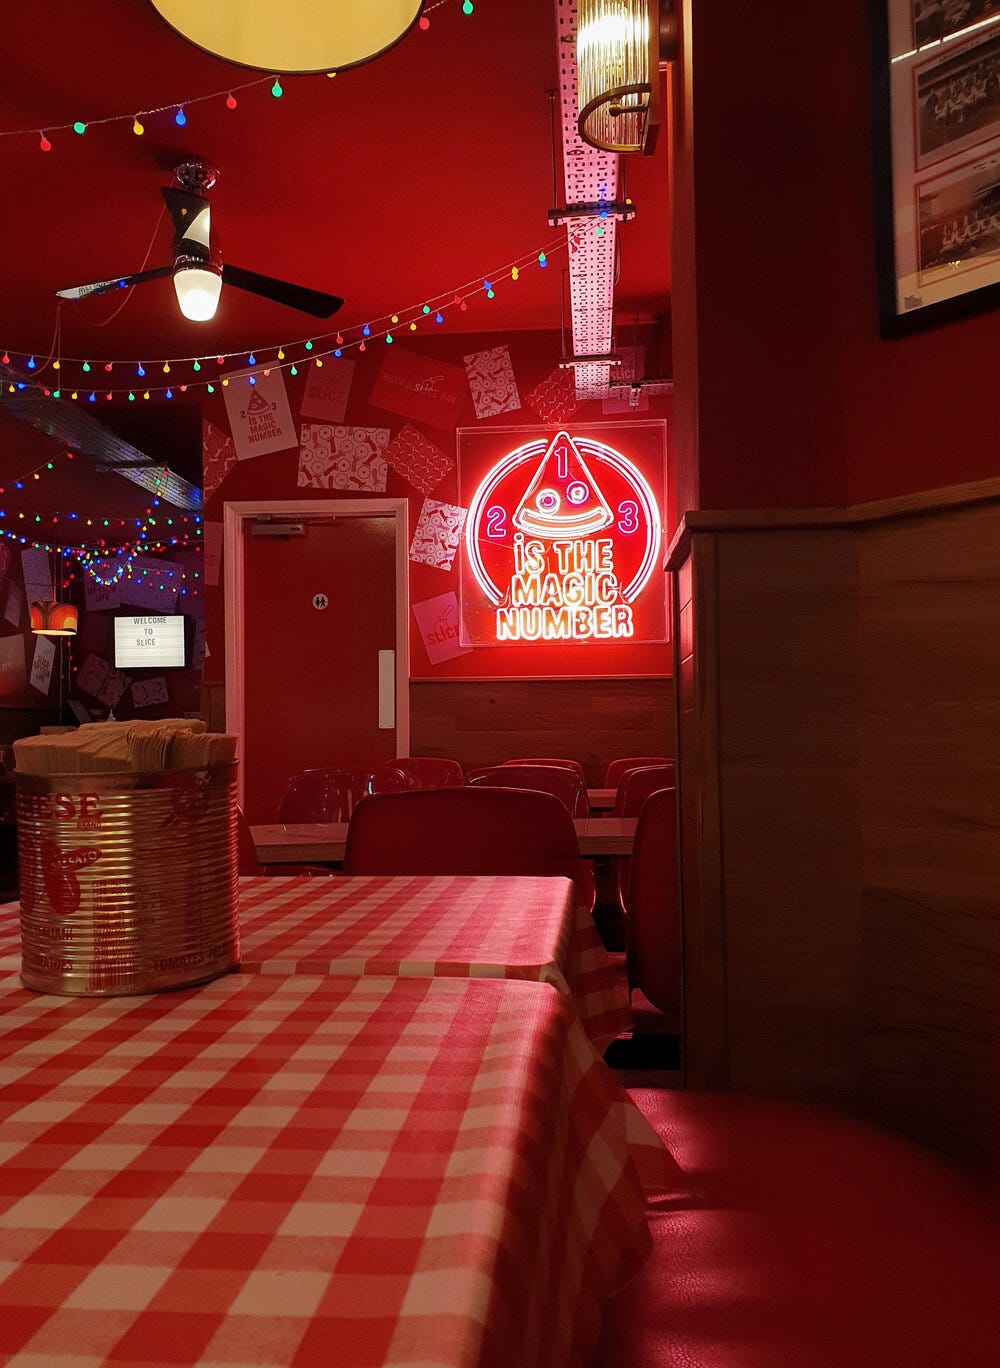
top-left (0, 0), bottom-right (474, 152)
top-left (1, 235), bottom-right (564, 399)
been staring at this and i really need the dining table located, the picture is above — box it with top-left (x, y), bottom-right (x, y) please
top-left (233, 873), bottom-right (630, 1050)
top-left (0, 965), bottom-right (680, 1368)
top-left (252, 816), bottom-right (638, 865)
top-left (0, 876), bottom-right (630, 1051)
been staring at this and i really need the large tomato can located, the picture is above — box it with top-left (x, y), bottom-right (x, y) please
top-left (16, 763), bottom-right (240, 995)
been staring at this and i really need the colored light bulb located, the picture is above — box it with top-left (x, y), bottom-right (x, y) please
top-left (419, 15), bottom-right (429, 28)
top-left (137, 363), bottom-right (145, 377)
top-left (512, 266), bottom-right (519, 281)
top-left (26, 356), bottom-right (36, 369)
top-left (435, 311), bottom-right (443, 323)
top-left (362, 323), bottom-right (371, 336)
top-left (133, 117), bottom-right (144, 136)
top-left (463, 0), bottom-right (473, 12)
top-left (290, 365), bottom-right (297, 376)
top-left (277, 347), bottom-right (285, 360)
top-left (271, 78), bottom-right (283, 97)
top-left (192, 360), bottom-right (201, 371)
top-left (422, 304), bottom-right (430, 314)
top-left (82, 362), bottom-right (91, 372)
top-left (39, 132), bottom-right (51, 152)
top-left (334, 349), bottom-right (342, 358)
top-left (175, 107), bottom-right (187, 126)
top-left (248, 353), bottom-right (256, 366)
top-left (305, 340), bottom-right (313, 351)
top-left (385, 334), bottom-right (393, 344)
top-left (226, 93), bottom-right (237, 109)
top-left (73, 121), bottom-right (86, 135)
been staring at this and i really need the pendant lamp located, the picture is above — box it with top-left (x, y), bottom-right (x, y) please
top-left (30, 600), bottom-right (78, 637)
top-left (148, 0), bottom-right (424, 74)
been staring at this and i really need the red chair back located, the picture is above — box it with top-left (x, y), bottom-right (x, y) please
top-left (625, 787), bottom-right (680, 1017)
top-left (467, 764), bottom-right (589, 817)
top-left (605, 756), bottom-right (673, 789)
top-left (343, 787), bottom-right (583, 879)
top-left (390, 756), bottom-right (465, 789)
top-left (614, 764), bottom-right (676, 817)
top-left (277, 765), bottom-right (408, 823)
top-left (501, 756), bottom-right (585, 779)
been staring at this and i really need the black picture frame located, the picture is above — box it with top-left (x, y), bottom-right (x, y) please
top-left (871, 1), bottom-right (1000, 336)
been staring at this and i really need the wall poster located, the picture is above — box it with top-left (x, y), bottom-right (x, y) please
top-left (457, 421), bottom-right (666, 648)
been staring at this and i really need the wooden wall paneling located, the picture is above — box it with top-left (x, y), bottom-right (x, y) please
top-left (672, 533), bottom-right (728, 1089)
top-left (862, 887), bottom-right (999, 1166)
top-left (408, 678), bottom-right (674, 785)
top-left (858, 504), bottom-right (1000, 1167)
top-left (714, 530), bottom-right (863, 1103)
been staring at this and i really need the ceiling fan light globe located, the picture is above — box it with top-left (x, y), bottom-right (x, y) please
top-left (173, 264), bottom-right (223, 321)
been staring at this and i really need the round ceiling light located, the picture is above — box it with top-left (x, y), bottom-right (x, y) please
top-left (148, 0), bottom-right (424, 74)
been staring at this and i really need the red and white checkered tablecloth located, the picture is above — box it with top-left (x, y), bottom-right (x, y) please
top-left (234, 874), bottom-right (630, 1050)
top-left (0, 970), bottom-right (677, 1368)
top-left (0, 876), bottom-right (632, 1052)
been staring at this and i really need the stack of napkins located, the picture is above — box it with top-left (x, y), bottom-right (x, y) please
top-left (13, 719), bottom-right (237, 775)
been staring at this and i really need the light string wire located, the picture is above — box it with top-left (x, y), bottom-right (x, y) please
top-left (2, 233), bottom-right (566, 396)
top-left (0, 0), bottom-right (472, 146)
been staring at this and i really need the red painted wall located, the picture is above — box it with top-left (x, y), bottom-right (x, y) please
top-left (201, 328), bottom-right (673, 683)
top-left (673, 1), bottom-right (1000, 513)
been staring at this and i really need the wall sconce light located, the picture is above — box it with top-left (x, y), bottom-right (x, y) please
top-left (576, 0), bottom-right (678, 155)
top-left (148, 0), bottom-right (424, 73)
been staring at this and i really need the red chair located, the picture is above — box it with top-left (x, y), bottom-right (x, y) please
top-left (614, 764), bottom-right (676, 818)
top-left (501, 756), bottom-right (586, 779)
top-left (390, 756), bottom-right (464, 789)
top-left (613, 764), bottom-right (676, 922)
top-left (276, 765), bottom-right (408, 823)
top-left (595, 1090), bottom-right (1000, 1368)
top-left (343, 787), bottom-right (585, 880)
top-left (468, 764), bottom-right (590, 817)
top-left (625, 787), bottom-right (680, 1023)
top-left (605, 755), bottom-right (673, 790)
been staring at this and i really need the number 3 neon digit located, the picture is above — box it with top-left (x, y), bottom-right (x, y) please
top-left (486, 506), bottom-right (507, 538)
top-left (617, 500), bottom-right (639, 533)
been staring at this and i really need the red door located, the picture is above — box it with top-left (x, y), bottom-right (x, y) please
top-left (240, 516), bottom-right (398, 822)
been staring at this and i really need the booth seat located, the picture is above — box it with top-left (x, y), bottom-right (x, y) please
top-left (596, 1090), bottom-right (1000, 1368)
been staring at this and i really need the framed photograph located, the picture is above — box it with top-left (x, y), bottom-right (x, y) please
top-left (872, 2), bottom-right (1000, 334)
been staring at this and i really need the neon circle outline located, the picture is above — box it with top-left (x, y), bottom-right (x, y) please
top-left (464, 435), bottom-right (661, 609)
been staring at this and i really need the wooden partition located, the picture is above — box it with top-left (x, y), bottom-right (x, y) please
top-left (669, 481), bottom-right (1000, 1170)
top-left (409, 677), bottom-right (674, 786)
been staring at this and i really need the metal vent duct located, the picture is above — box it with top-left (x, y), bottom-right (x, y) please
top-left (554, 0), bottom-right (620, 401)
top-left (0, 365), bottom-right (202, 511)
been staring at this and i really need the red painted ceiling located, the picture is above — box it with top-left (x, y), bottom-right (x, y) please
top-left (0, 0), bottom-right (670, 366)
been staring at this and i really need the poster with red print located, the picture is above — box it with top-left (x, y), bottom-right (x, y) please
top-left (202, 417), bottom-right (238, 498)
top-left (300, 357), bottom-right (355, 423)
top-left (385, 423), bottom-right (454, 495)
top-left (370, 347), bottom-right (467, 429)
top-left (525, 365), bottom-right (581, 425)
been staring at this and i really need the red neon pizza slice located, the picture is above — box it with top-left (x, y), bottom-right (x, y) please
top-left (512, 431), bottom-right (614, 539)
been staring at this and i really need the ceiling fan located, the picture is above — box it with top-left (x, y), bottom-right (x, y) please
top-left (56, 161), bottom-right (344, 322)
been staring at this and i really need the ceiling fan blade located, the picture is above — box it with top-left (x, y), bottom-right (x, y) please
top-left (56, 267), bottom-right (174, 302)
top-left (221, 264), bottom-right (344, 318)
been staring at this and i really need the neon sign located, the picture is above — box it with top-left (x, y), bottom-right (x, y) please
top-left (462, 429), bottom-right (663, 645)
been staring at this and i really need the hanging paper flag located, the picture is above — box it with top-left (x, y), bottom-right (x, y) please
top-left (201, 521), bottom-right (223, 587)
top-left (118, 557), bottom-right (179, 613)
top-left (411, 592), bottom-right (473, 665)
top-left (29, 636), bottom-right (56, 695)
top-left (76, 652), bottom-right (112, 699)
top-left (131, 676), bottom-right (169, 709)
top-left (84, 567), bottom-right (122, 612)
top-left (202, 417), bottom-right (239, 498)
top-left (370, 347), bottom-right (466, 430)
top-left (3, 581), bottom-right (25, 630)
top-left (385, 423), bottom-right (454, 496)
top-left (300, 357), bottom-right (356, 423)
top-left (0, 634), bottom-right (27, 697)
top-left (223, 365), bottom-right (297, 460)
top-left (0, 544), bottom-right (12, 589)
top-left (524, 365), bottom-right (581, 425)
top-left (409, 499), bottom-right (468, 571)
top-left (297, 424), bottom-right (389, 492)
top-left (463, 345), bottom-right (521, 419)
top-left (97, 668), bottom-right (130, 709)
top-left (21, 547), bottom-right (53, 605)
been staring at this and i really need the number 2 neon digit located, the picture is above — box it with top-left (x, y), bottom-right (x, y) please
top-left (485, 506), bottom-right (507, 538)
top-left (617, 500), bottom-right (639, 533)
